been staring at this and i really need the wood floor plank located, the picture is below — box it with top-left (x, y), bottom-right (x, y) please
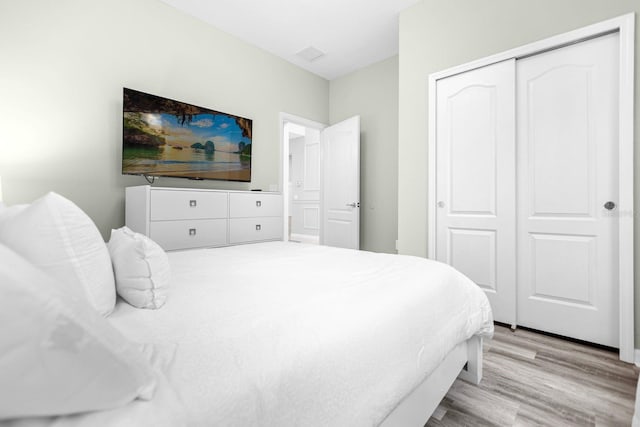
top-left (487, 338), bottom-right (537, 360)
top-left (425, 325), bottom-right (639, 427)
top-left (443, 379), bottom-right (519, 425)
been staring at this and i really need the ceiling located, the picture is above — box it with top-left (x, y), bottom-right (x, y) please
top-left (159, 0), bottom-right (420, 80)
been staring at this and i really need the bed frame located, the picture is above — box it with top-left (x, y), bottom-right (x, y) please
top-left (379, 336), bottom-right (483, 426)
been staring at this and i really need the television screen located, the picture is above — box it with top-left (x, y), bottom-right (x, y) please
top-left (122, 88), bottom-right (252, 182)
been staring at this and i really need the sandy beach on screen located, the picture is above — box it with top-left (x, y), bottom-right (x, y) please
top-left (157, 169), bottom-right (250, 181)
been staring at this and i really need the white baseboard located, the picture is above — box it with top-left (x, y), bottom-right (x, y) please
top-left (635, 349), bottom-right (640, 367)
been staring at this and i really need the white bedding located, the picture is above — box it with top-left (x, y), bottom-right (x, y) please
top-left (6, 242), bottom-right (493, 426)
top-left (0, 343), bottom-right (188, 427)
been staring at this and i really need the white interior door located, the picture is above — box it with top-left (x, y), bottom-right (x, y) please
top-left (321, 116), bottom-right (360, 249)
top-left (435, 59), bottom-right (516, 325)
top-left (516, 33), bottom-right (619, 347)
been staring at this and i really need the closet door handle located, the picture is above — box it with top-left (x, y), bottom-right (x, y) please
top-left (604, 201), bottom-right (616, 210)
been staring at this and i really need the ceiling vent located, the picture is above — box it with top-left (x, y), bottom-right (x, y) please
top-left (295, 46), bottom-right (325, 62)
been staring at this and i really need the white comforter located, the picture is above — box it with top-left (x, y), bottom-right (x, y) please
top-left (9, 242), bottom-right (493, 426)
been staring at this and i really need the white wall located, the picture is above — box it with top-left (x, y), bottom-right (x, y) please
top-left (397, 0), bottom-right (640, 343)
top-left (330, 56), bottom-right (399, 253)
top-left (0, 0), bottom-right (328, 238)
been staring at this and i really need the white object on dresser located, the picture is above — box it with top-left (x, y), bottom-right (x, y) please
top-left (125, 186), bottom-right (283, 251)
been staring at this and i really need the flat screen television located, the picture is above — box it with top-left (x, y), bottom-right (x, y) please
top-left (122, 88), bottom-right (252, 182)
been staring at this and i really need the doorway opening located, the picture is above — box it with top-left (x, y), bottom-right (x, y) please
top-left (280, 112), bottom-right (361, 249)
top-left (279, 113), bottom-right (326, 245)
top-left (286, 122), bottom-right (321, 244)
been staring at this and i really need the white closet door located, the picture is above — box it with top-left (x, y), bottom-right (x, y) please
top-left (436, 59), bottom-right (516, 325)
top-left (516, 33), bottom-right (619, 347)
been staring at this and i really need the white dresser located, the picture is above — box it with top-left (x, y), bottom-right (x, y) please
top-left (125, 186), bottom-right (283, 251)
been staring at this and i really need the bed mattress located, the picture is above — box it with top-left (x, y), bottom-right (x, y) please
top-left (6, 242), bottom-right (493, 426)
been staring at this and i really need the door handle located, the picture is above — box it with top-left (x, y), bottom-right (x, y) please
top-left (346, 202), bottom-right (360, 208)
top-left (604, 201), bottom-right (616, 210)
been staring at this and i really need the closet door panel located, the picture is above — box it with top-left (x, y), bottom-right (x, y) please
top-left (448, 86), bottom-right (497, 215)
top-left (517, 33), bottom-right (619, 347)
top-left (448, 229), bottom-right (496, 291)
top-left (526, 64), bottom-right (594, 217)
top-left (528, 233), bottom-right (595, 304)
top-left (436, 59), bottom-right (516, 325)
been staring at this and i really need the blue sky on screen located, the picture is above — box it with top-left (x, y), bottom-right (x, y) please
top-left (144, 113), bottom-right (249, 152)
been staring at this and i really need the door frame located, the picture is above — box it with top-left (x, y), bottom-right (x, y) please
top-left (427, 13), bottom-right (635, 362)
top-left (279, 112), bottom-right (327, 242)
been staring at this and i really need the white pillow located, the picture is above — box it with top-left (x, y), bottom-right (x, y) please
top-left (0, 192), bottom-right (116, 316)
top-left (0, 244), bottom-right (157, 419)
top-left (108, 227), bottom-right (170, 309)
top-left (0, 203), bottom-right (27, 221)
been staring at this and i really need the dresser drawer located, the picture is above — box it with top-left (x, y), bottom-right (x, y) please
top-left (229, 193), bottom-right (282, 218)
top-left (150, 219), bottom-right (227, 251)
top-left (229, 217), bottom-right (282, 244)
top-left (150, 190), bottom-right (228, 221)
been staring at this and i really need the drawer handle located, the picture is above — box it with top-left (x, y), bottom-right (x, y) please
top-left (189, 200), bottom-right (197, 207)
top-left (255, 224), bottom-right (261, 231)
top-left (256, 200), bottom-right (262, 207)
top-left (189, 228), bottom-right (197, 236)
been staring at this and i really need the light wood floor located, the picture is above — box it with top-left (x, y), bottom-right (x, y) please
top-left (426, 325), bottom-right (639, 426)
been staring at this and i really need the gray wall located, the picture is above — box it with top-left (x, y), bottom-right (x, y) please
top-left (330, 56), bottom-right (399, 254)
top-left (397, 1), bottom-right (640, 343)
top-left (0, 0), bottom-right (328, 239)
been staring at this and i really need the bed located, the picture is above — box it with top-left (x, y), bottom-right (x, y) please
top-left (0, 193), bottom-right (493, 426)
